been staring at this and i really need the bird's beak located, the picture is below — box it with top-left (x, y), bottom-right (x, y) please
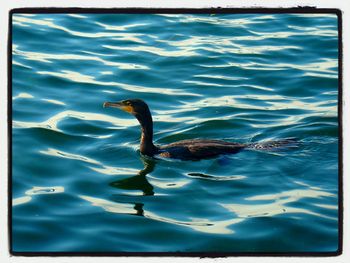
top-left (103, 101), bottom-right (133, 113)
top-left (103, 101), bottom-right (122, 108)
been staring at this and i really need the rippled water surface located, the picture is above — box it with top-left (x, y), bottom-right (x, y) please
top-left (11, 12), bottom-right (339, 253)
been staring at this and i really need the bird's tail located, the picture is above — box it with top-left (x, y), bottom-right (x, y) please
top-left (245, 137), bottom-right (299, 151)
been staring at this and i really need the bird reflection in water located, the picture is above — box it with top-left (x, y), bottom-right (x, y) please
top-left (83, 157), bottom-right (247, 234)
top-left (109, 156), bottom-right (155, 196)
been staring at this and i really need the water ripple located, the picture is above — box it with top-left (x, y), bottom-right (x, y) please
top-left (36, 70), bottom-right (199, 96)
top-left (79, 194), bottom-right (243, 234)
top-left (13, 110), bottom-right (135, 132)
top-left (221, 184), bottom-right (337, 220)
top-left (12, 12), bottom-right (339, 253)
top-left (13, 15), bottom-right (147, 43)
top-left (14, 44), bottom-right (149, 70)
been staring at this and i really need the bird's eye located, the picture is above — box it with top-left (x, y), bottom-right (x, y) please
top-left (124, 100), bottom-right (131, 105)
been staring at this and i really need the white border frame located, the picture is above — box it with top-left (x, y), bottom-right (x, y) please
top-left (1, 1), bottom-right (348, 262)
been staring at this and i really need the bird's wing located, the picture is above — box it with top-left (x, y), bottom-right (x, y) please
top-left (164, 139), bottom-right (241, 147)
top-left (187, 143), bottom-right (245, 159)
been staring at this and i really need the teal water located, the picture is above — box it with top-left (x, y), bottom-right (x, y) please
top-left (11, 12), bottom-right (339, 253)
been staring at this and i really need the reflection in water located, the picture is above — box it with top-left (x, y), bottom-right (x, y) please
top-left (79, 157), bottom-right (242, 234)
top-left (79, 194), bottom-right (242, 235)
top-left (25, 186), bottom-right (64, 195)
top-left (221, 183), bottom-right (337, 220)
top-left (16, 143), bottom-right (337, 235)
top-left (41, 98), bottom-right (66, 105)
top-left (13, 110), bottom-right (136, 131)
top-left (109, 157), bottom-right (155, 196)
top-left (187, 172), bottom-right (246, 181)
top-left (108, 156), bottom-right (190, 195)
top-left (12, 12), bottom-right (339, 251)
top-left (13, 92), bottom-right (34, 100)
top-left (13, 196), bottom-right (32, 206)
top-left (13, 15), bottom-right (147, 43)
top-left (36, 70), bottom-right (197, 96)
top-left (81, 162), bottom-right (338, 235)
top-left (40, 147), bottom-right (141, 176)
top-left (13, 186), bottom-right (65, 206)
top-left (40, 148), bottom-right (101, 165)
top-left (13, 44), bottom-right (149, 70)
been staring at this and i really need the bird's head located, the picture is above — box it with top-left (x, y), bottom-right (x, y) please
top-left (103, 99), bottom-right (150, 117)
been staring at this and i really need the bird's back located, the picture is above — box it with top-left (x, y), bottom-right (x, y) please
top-left (157, 139), bottom-right (246, 160)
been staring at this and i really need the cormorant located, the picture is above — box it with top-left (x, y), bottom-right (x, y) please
top-left (103, 99), bottom-right (296, 160)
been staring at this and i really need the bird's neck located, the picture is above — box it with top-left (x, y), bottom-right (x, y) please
top-left (135, 112), bottom-right (158, 156)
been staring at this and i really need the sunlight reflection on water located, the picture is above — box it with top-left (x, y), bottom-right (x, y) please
top-left (12, 12), bottom-right (339, 252)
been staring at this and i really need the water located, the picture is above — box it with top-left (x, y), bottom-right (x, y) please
top-left (11, 12), bottom-right (339, 253)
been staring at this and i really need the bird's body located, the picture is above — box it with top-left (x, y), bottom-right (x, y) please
top-left (104, 99), bottom-right (296, 161)
top-left (157, 139), bottom-right (245, 160)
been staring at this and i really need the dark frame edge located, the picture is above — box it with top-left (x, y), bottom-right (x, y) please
top-left (8, 9), bottom-right (14, 257)
top-left (7, 251), bottom-right (344, 257)
top-left (8, 6), bottom-right (341, 14)
top-left (8, 7), bottom-right (343, 257)
top-left (336, 8), bottom-right (343, 257)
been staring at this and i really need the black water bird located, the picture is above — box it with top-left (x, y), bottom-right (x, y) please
top-left (103, 99), bottom-right (296, 160)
